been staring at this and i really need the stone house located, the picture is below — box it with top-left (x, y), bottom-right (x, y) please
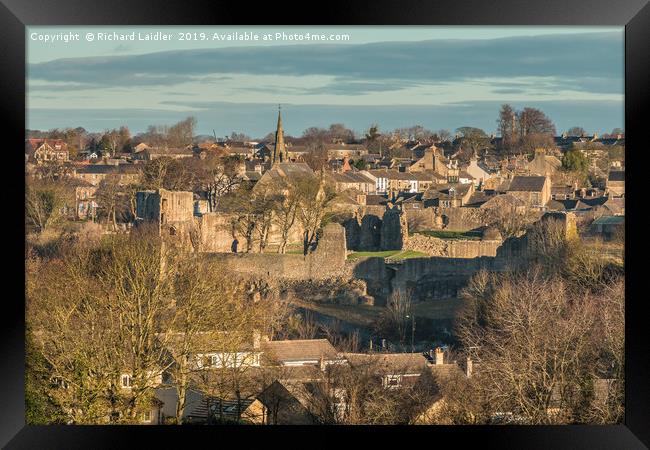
top-left (72, 164), bottom-right (141, 186)
top-left (525, 148), bottom-right (562, 177)
top-left (326, 171), bottom-right (376, 194)
top-left (26, 138), bottom-right (69, 164)
top-left (325, 143), bottom-right (368, 159)
top-left (75, 185), bottom-right (98, 220)
top-left (423, 183), bottom-right (475, 208)
top-left (606, 168), bottom-right (625, 197)
top-left (261, 339), bottom-right (343, 367)
top-left (590, 215), bottom-right (624, 240)
top-left (409, 146), bottom-right (449, 176)
top-left (464, 155), bottom-right (492, 186)
top-left (245, 379), bottom-right (317, 425)
top-left (343, 352), bottom-right (429, 389)
top-left (134, 147), bottom-right (195, 161)
top-left (367, 169), bottom-right (433, 195)
top-left (506, 175), bottom-right (552, 208)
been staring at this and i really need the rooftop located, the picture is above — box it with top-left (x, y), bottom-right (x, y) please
top-left (261, 339), bottom-right (339, 364)
top-left (507, 176), bottom-right (548, 192)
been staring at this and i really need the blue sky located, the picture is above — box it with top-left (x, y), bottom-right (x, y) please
top-left (27, 26), bottom-right (624, 138)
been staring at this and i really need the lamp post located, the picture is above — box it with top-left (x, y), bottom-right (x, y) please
top-left (406, 314), bottom-right (415, 353)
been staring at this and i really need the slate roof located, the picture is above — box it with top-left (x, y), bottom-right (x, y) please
top-left (546, 199), bottom-right (567, 211)
top-left (465, 191), bottom-right (491, 207)
top-left (364, 194), bottom-right (390, 206)
top-left (507, 176), bottom-right (548, 192)
top-left (261, 339), bottom-right (339, 364)
top-left (608, 170), bottom-right (625, 182)
top-left (328, 171), bottom-right (374, 184)
top-left (343, 352), bottom-right (427, 375)
top-left (592, 215), bottom-right (625, 226)
top-left (479, 193), bottom-right (526, 209)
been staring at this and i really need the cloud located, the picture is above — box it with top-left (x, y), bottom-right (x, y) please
top-left (28, 32), bottom-right (623, 96)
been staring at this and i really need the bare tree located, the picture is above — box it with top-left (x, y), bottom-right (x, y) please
top-left (25, 179), bottom-right (72, 233)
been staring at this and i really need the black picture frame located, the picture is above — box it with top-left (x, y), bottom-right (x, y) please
top-left (2, 0), bottom-right (647, 447)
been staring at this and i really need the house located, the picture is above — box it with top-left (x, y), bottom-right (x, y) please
top-left (551, 185), bottom-right (576, 200)
top-left (525, 148), bottom-right (562, 177)
top-left (506, 175), bottom-right (552, 208)
top-left (342, 352), bottom-right (429, 389)
top-left (409, 146), bottom-right (448, 176)
top-left (606, 169), bottom-right (625, 197)
top-left (133, 142), bottom-right (151, 153)
top-left (26, 138), bottom-right (69, 164)
top-left (464, 156), bottom-right (491, 186)
top-left (326, 171), bottom-right (376, 194)
top-left (75, 185), bottom-right (98, 220)
top-left (367, 169), bottom-right (433, 195)
top-left (245, 379), bottom-right (316, 425)
top-left (261, 339), bottom-right (343, 367)
top-left (458, 170), bottom-right (475, 185)
top-left (423, 183), bottom-right (475, 208)
top-left (72, 164), bottom-right (141, 186)
top-left (590, 215), bottom-right (624, 241)
top-left (134, 147), bottom-right (195, 161)
top-left (479, 193), bottom-right (527, 212)
top-left (325, 143), bottom-right (368, 159)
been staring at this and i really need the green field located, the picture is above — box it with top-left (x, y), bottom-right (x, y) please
top-left (291, 299), bottom-right (385, 327)
top-left (292, 297), bottom-right (468, 328)
top-left (413, 230), bottom-right (482, 240)
top-left (347, 250), bottom-right (428, 260)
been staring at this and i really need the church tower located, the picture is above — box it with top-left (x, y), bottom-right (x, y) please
top-left (273, 105), bottom-right (287, 164)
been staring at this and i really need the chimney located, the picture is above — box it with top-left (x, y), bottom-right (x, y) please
top-left (435, 347), bottom-right (444, 365)
top-left (466, 356), bottom-right (473, 378)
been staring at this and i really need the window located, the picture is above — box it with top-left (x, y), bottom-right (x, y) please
top-left (121, 374), bottom-right (132, 388)
top-left (142, 410), bottom-right (152, 422)
top-left (169, 226), bottom-right (176, 236)
top-left (384, 374), bottom-right (403, 388)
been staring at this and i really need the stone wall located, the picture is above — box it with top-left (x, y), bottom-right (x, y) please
top-left (406, 208), bottom-right (437, 232)
top-left (403, 234), bottom-right (501, 258)
top-left (351, 212), bottom-right (578, 302)
top-left (358, 214), bottom-right (382, 251)
top-left (380, 208), bottom-right (408, 251)
top-left (197, 213), bottom-right (237, 253)
top-left (207, 223), bottom-right (349, 281)
top-left (428, 207), bottom-right (489, 232)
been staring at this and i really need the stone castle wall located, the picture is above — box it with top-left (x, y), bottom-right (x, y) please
top-left (206, 223), bottom-right (349, 281)
top-left (403, 234), bottom-right (502, 258)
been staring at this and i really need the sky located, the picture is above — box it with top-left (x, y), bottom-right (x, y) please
top-left (26, 26), bottom-right (624, 139)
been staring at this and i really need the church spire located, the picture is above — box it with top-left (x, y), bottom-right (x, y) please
top-left (273, 105), bottom-right (287, 164)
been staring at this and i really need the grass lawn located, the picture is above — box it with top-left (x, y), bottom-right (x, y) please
top-left (347, 250), bottom-right (428, 260)
top-left (411, 297), bottom-right (469, 320)
top-left (292, 297), bottom-right (468, 327)
top-left (414, 230), bottom-right (482, 240)
top-left (291, 299), bottom-right (385, 327)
